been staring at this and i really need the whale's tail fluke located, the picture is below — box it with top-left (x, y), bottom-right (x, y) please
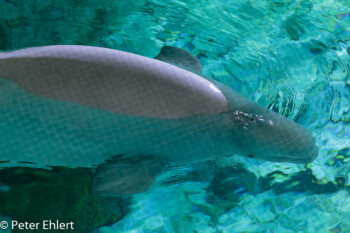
top-left (90, 155), bottom-right (166, 195)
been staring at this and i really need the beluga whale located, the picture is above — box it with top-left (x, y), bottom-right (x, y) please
top-left (0, 45), bottom-right (319, 195)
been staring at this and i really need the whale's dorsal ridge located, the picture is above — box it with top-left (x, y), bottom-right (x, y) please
top-left (0, 45), bottom-right (228, 119)
top-left (155, 46), bottom-right (203, 75)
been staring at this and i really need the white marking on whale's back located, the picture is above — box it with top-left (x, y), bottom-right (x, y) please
top-left (0, 45), bottom-right (228, 118)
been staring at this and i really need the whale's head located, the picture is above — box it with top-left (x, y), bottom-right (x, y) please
top-left (225, 103), bottom-right (319, 164)
top-left (153, 45), bottom-right (318, 164)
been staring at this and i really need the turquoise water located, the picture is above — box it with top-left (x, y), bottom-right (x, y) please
top-left (0, 0), bottom-right (349, 232)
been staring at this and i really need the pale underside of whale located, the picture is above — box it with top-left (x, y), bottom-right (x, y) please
top-left (0, 45), bottom-right (319, 195)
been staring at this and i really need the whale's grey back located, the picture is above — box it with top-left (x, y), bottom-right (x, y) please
top-left (0, 45), bottom-right (228, 119)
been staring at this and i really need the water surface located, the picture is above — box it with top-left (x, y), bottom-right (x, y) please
top-left (0, 0), bottom-right (349, 232)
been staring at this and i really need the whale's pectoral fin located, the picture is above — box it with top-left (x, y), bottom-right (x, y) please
top-left (155, 46), bottom-right (203, 75)
top-left (90, 155), bottom-right (166, 195)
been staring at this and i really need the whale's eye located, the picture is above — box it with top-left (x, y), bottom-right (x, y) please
top-left (250, 118), bottom-right (254, 122)
top-left (247, 154), bottom-right (254, 158)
